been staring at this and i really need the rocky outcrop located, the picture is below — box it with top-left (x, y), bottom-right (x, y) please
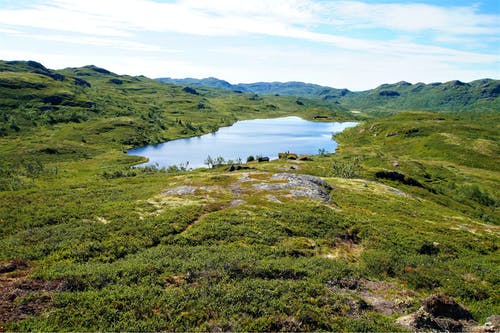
top-left (74, 77), bottom-right (91, 87)
top-left (109, 78), bottom-right (123, 85)
top-left (85, 65), bottom-right (111, 74)
top-left (163, 185), bottom-right (196, 195)
top-left (182, 86), bottom-right (199, 95)
top-left (396, 294), bottom-right (475, 332)
top-left (379, 90), bottom-right (400, 97)
top-left (253, 173), bottom-right (332, 202)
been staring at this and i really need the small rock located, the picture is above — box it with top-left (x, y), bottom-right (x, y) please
top-left (267, 195), bottom-right (282, 203)
top-left (486, 315), bottom-right (500, 328)
top-left (396, 313), bottom-right (416, 328)
top-left (473, 315), bottom-right (500, 333)
top-left (230, 199), bottom-right (245, 207)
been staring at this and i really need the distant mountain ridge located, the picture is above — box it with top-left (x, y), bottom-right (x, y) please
top-left (156, 77), bottom-right (352, 99)
top-left (156, 77), bottom-right (499, 112)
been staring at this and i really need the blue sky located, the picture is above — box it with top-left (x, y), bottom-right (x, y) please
top-left (0, 0), bottom-right (498, 90)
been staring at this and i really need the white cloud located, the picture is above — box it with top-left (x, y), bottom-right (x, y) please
top-left (1, 0), bottom-right (498, 48)
top-left (0, 0), bottom-right (498, 89)
top-left (324, 1), bottom-right (499, 36)
top-left (27, 34), bottom-right (164, 52)
top-left (2, 0), bottom-right (494, 37)
top-left (0, 27), bottom-right (20, 34)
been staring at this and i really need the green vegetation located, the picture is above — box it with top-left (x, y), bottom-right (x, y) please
top-left (0, 60), bottom-right (498, 331)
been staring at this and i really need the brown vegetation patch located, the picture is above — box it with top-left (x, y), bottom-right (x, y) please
top-left (0, 259), bottom-right (66, 325)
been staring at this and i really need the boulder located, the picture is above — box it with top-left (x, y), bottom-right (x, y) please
top-left (396, 294), bottom-right (475, 332)
top-left (423, 294), bottom-right (472, 320)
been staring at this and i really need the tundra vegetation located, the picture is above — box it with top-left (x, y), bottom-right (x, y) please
top-left (0, 60), bottom-right (498, 332)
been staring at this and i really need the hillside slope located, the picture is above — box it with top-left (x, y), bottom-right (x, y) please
top-left (0, 60), bottom-right (352, 141)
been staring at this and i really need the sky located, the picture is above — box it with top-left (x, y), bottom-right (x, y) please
top-left (0, 0), bottom-right (499, 90)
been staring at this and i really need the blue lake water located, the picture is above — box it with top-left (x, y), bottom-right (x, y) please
top-left (127, 116), bottom-right (358, 169)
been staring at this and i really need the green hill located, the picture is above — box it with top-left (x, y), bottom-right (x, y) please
top-left (340, 79), bottom-right (500, 113)
top-left (157, 77), bottom-right (499, 113)
top-left (0, 60), bottom-right (498, 332)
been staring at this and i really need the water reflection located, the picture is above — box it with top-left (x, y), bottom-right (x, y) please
top-left (128, 116), bottom-right (357, 168)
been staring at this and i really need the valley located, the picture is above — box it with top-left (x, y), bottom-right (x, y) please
top-left (0, 60), bottom-right (498, 332)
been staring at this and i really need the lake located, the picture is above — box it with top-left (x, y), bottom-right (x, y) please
top-left (127, 116), bottom-right (358, 169)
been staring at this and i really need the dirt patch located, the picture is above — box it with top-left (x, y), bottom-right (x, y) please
top-left (0, 259), bottom-right (66, 326)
